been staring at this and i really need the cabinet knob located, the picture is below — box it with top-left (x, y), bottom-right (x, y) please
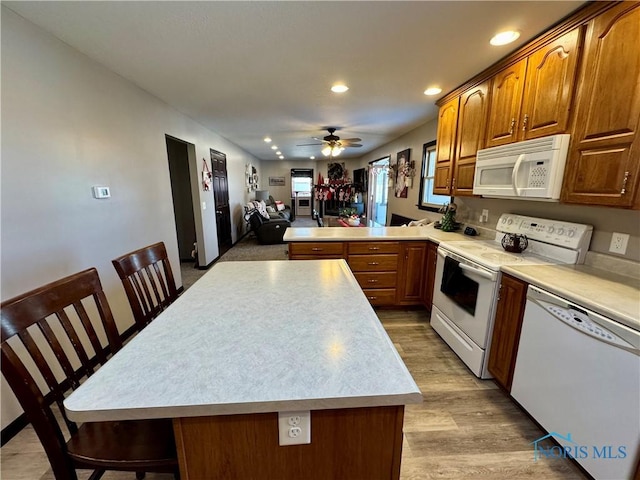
top-left (367, 279), bottom-right (378, 283)
top-left (522, 114), bottom-right (529, 132)
top-left (311, 248), bottom-right (322, 251)
top-left (368, 262), bottom-right (379, 266)
top-left (452, 177), bottom-right (456, 190)
top-left (621, 171), bottom-right (630, 195)
top-left (509, 118), bottom-right (516, 135)
top-left (368, 247), bottom-right (380, 251)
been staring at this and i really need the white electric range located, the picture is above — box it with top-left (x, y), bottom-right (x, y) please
top-left (430, 213), bottom-right (593, 378)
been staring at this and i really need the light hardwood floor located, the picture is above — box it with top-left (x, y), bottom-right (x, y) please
top-left (1, 309), bottom-right (587, 480)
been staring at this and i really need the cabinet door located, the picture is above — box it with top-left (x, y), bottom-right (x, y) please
top-left (562, 2), bottom-right (640, 208)
top-left (421, 242), bottom-right (438, 309)
top-left (398, 242), bottom-right (426, 305)
top-left (434, 98), bottom-right (459, 195)
top-left (487, 274), bottom-right (528, 392)
top-left (453, 81), bottom-right (490, 196)
top-left (521, 28), bottom-right (582, 140)
top-left (485, 59), bottom-right (527, 148)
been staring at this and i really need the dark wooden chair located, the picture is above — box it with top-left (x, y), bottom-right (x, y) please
top-left (0, 268), bottom-right (178, 480)
top-left (112, 242), bottom-right (179, 332)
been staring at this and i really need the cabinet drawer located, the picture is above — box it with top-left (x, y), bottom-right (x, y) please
top-left (362, 289), bottom-right (397, 306)
top-left (353, 272), bottom-right (397, 289)
top-left (348, 254), bottom-right (398, 272)
top-left (289, 242), bottom-right (344, 256)
top-left (289, 255), bottom-right (344, 261)
top-left (349, 242), bottom-right (400, 255)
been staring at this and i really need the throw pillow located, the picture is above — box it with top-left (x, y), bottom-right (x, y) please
top-left (275, 201), bottom-right (285, 212)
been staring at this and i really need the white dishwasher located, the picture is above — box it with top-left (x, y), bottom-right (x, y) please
top-left (511, 286), bottom-right (640, 480)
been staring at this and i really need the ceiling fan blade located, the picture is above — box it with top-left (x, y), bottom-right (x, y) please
top-left (345, 143), bottom-right (363, 148)
top-left (341, 138), bottom-right (362, 143)
top-left (296, 142), bottom-right (323, 146)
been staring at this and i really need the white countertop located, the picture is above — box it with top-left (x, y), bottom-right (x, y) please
top-left (503, 263), bottom-right (640, 332)
top-left (283, 225), bottom-right (469, 244)
top-left (64, 260), bottom-right (422, 422)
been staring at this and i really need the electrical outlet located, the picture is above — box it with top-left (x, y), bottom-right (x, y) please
top-left (278, 411), bottom-right (311, 446)
top-left (609, 232), bottom-right (630, 255)
top-left (480, 209), bottom-right (489, 223)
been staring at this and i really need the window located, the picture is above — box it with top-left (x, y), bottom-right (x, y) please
top-left (418, 141), bottom-right (450, 210)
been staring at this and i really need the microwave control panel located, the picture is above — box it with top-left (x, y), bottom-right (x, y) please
top-left (496, 214), bottom-right (593, 250)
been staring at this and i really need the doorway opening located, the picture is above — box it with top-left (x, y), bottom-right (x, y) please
top-left (367, 157), bottom-right (389, 226)
top-left (291, 168), bottom-right (314, 218)
top-left (165, 136), bottom-right (197, 262)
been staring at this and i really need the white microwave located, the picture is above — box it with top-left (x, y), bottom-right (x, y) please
top-left (473, 134), bottom-right (570, 201)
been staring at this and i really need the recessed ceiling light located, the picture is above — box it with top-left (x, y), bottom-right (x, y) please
top-left (276, 151), bottom-right (282, 155)
top-left (310, 156), bottom-right (315, 160)
top-left (263, 137), bottom-right (272, 143)
top-left (424, 87), bottom-right (442, 96)
top-left (279, 155), bottom-right (284, 159)
top-left (490, 30), bottom-right (520, 46)
top-left (271, 145), bottom-right (278, 150)
top-left (331, 84), bottom-right (349, 93)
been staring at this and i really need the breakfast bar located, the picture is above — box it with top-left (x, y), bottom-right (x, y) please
top-left (64, 260), bottom-right (422, 479)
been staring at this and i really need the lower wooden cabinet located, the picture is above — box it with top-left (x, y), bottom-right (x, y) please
top-left (487, 273), bottom-right (528, 392)
top-left (397, 242), bottom-right (427, 305)
top-left (421, 242), bottom-right (438, 310)
top-left (288, 240), bottom-right (432, 307)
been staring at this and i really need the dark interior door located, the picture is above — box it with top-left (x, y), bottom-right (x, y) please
top-left (211, 149), bottom-right (232, 255)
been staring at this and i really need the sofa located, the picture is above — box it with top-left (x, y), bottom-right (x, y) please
top-left (246, 209), bottom-right (290, 244)
top-left (265, 196), bottom-right (292, 222)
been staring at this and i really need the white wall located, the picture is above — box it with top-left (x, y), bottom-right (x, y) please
top-left (353, 120), bottom-right (442, 224)
top-left (0, 8), bottom-right (260, 428)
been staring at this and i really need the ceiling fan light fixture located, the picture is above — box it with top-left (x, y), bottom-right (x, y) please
top-left (331, 84), bottom-right (349, 93)
top-left (322, 146), bottom-right (332, 156)
top-left (490, 30), bottom-right (520, 46)
top-left (424, 87), bottom-right (442, 96)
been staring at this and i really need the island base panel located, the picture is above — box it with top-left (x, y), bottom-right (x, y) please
top-left (173, 406), bottom-right (404, 479)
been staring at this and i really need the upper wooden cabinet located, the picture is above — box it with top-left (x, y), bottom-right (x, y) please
top-left (434, 97), bottom-right (459, 195)
top-left (561, 2), bottom-right (640, 208)
top-left (485, 28), bottom-right (582, 148)
top-left (434, 82), bottom-right (489, 196)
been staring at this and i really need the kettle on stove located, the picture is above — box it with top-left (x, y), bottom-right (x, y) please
top-left (501, 233), bottom-right (528, 253)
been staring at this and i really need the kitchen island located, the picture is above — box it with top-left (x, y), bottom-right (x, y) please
top-left (64, 260), bottom-right (422, 479)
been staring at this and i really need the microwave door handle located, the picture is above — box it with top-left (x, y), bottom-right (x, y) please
top-left (511, 153), bottom-right (525, 196)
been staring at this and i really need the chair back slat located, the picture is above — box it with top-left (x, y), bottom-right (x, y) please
top-left (112, 242), bottom-right (179, 331)
top-left (0, 268), bottom-right (123, 480)
top-left (57, 308), bottom-right (95, 379)
top-left (38, 318), bottom-right (80, 389)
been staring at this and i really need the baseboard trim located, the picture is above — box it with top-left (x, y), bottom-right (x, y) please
top-left (1, 414), bottom-right (28, 446)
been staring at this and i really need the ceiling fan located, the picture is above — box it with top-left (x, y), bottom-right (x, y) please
top-left (297, 128), bottom-right (362, 157)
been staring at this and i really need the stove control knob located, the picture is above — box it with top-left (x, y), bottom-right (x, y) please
top-left (547, 226), bottom-right (555, 234)
top-left (568, 230), bottom-right (575, 238)
top-left (501, 217), bottom-right (507, 224)
top-left (507, 218), bottom-right (513, 225)
top-left (557, 228), bottom-right (565, 236)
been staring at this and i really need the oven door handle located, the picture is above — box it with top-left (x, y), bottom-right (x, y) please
top-left (459, 263), bottom-right (497, 281)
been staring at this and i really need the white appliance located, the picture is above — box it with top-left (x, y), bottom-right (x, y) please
top-left (431, 213), bottom-right (592, 378)
top-left (511, 286), bottom-right (640, 480)
top-left (473, 134), bottom-right (570, 200)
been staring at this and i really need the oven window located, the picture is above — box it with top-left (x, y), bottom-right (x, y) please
top-left (440, 257), bottom-right (478, 315)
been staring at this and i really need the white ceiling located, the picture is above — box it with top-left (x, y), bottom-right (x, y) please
top-left (4, 1), bottom-right (585, 161)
